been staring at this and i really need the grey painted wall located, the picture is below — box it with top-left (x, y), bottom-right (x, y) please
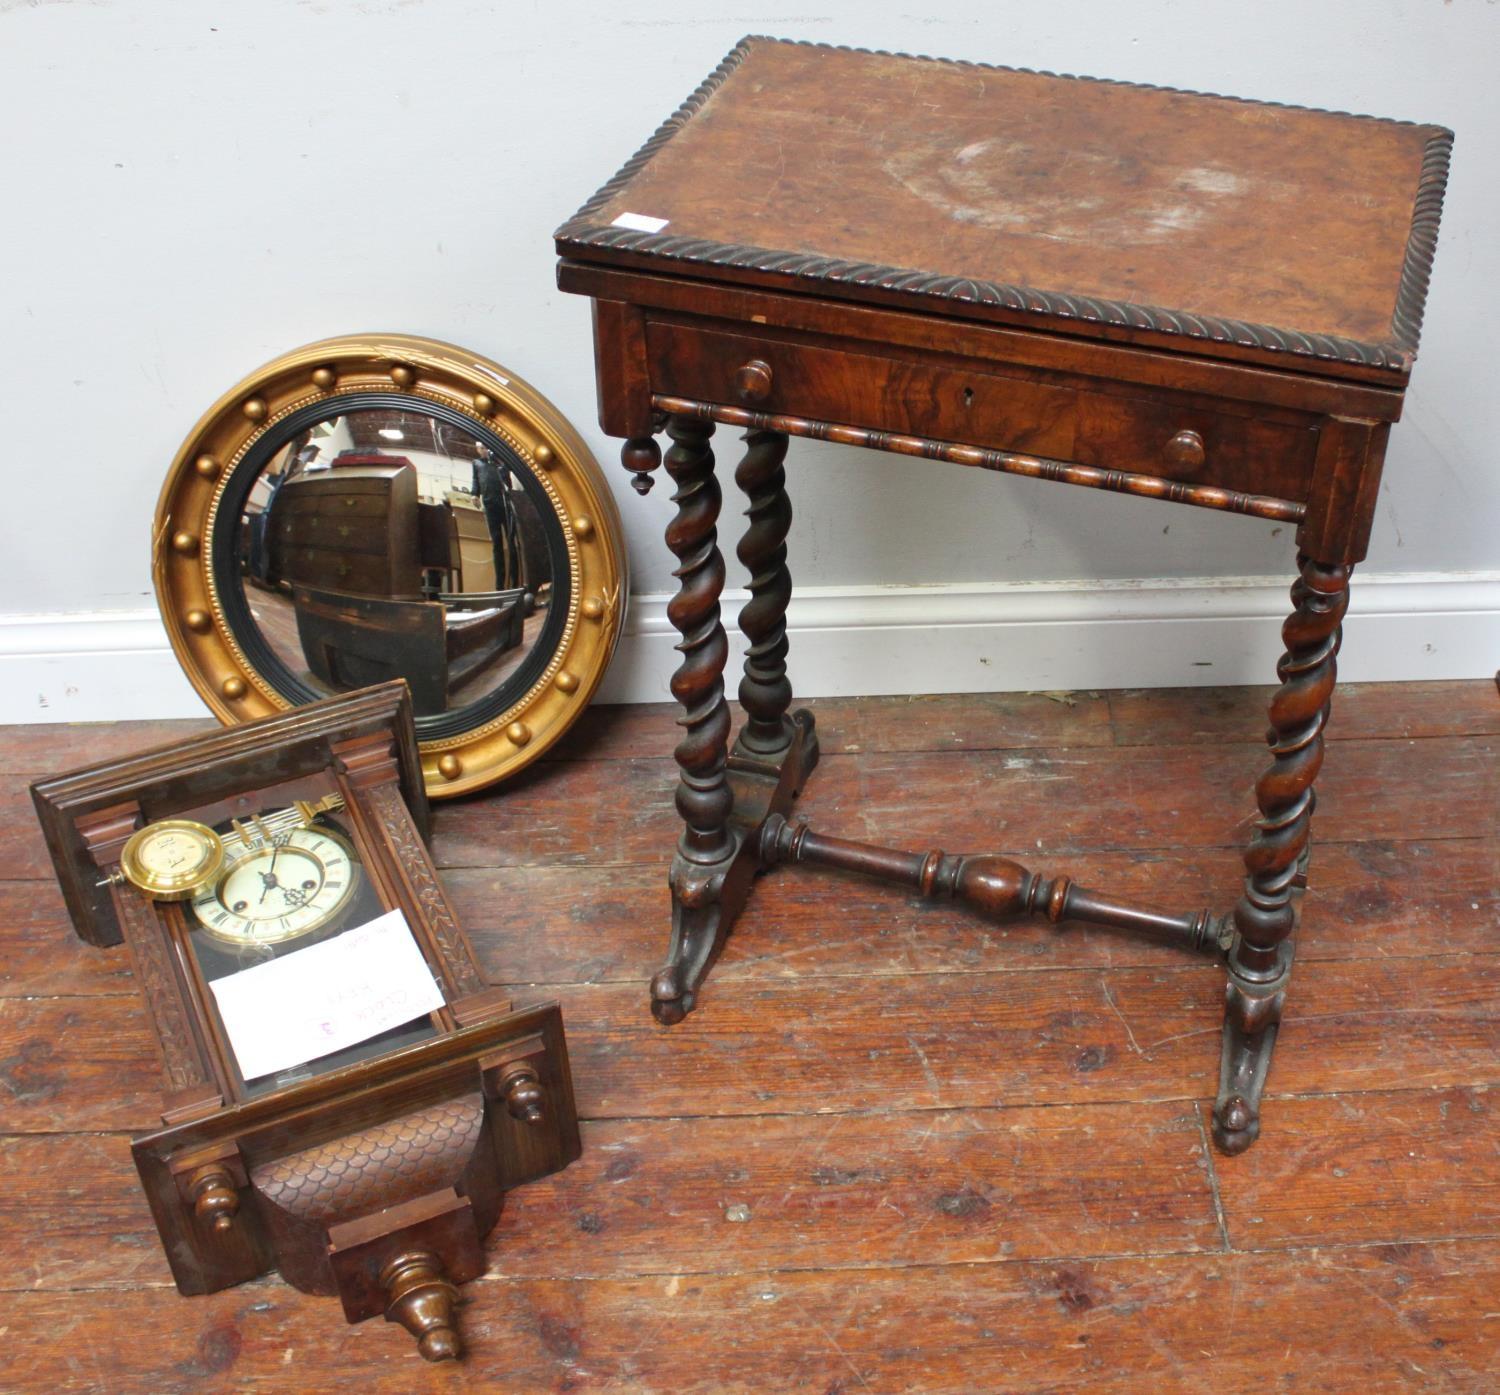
top-left (2, 0), bottom-right (1492, 615)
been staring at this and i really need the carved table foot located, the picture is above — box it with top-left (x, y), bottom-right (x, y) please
top-left (652, 857), bottom-right (730, 1025)
top-left (651, 709), bottom-right (818, 1023)
top-left (1212, 938), bottom-right (1294, 1154)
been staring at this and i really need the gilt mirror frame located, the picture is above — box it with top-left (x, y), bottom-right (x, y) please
top-left (154, 334), bottom-right (626, 799)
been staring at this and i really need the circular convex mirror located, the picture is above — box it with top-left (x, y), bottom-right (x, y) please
top-left (154, 335), bottom-right (626, 797)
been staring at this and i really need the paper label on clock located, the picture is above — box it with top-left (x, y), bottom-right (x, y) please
top-left (208, 909), bottom-right (446, 1082)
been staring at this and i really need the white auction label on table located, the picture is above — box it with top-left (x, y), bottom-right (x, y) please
top-left (610, 211), bottom-right (670, 233)
top-left (209, 909), bottom-right (446, 1082)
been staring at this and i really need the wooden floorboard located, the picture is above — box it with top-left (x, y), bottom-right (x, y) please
top-left (0, 680), bottom-right (1496, 1392)
top-left (422, 733), bottom-right (1496, 870)
top-left (6, 1244), bottom-right (1499, 1394)
top-left (9, 952), bottom-right (1498, 1135)
top-left (8, 837), bottom-right (1495, 999)
top-left (0, 1101), bottom-right (1222, 1290)
top-left (1105, 678), bottom-right (1500, 746)
top-left (1206, 1084), bottom-right (1500, 1251)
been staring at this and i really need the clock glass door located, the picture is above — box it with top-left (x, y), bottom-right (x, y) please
top-left (178, 802), bottom-right (442, 1098)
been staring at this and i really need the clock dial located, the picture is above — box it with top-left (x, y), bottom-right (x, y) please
top-left (119, 819), bottom-right (224, 901)
top-left (191, 825), bottom-right (359, 945)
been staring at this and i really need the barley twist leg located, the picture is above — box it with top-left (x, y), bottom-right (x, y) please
top-left (733, 428), bottom-right (798, 760)
top-left (652, 415), bottom-right (735, 1023)
top-left (1213, 554), bottom-right (1350, 1153)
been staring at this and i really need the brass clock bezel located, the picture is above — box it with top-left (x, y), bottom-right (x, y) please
top-left (193, 824), bottom-right (362, 946)
top-left (119, 819), bottom-right (226, 902)
top-left (152, 334), bottom-right (627, 799)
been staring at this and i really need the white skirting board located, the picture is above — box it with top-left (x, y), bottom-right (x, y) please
top-left (2, 572), bottom-right (1497, 725)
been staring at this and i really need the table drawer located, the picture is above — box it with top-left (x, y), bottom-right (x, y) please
top-left (644, 318), bottom-right (1320, 503)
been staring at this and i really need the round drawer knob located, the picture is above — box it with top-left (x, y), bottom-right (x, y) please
top-left (734, 359), bottom-right (773, 404)
top-left (1164, 429), bottom-right (1206, 471)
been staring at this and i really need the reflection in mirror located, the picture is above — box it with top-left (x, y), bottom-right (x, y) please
top-left (235, 408), bottom-right (558, 721)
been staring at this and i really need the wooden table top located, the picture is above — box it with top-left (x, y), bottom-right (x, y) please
top-left (557, 37), bottom-right (1452, 382)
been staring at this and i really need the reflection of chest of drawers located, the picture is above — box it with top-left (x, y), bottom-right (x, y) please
top-left (267, 463), bottom-right (420, 598)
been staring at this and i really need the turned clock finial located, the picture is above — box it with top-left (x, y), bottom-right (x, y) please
top-left (501, 1065), bottom-right (546, 1124)
top-left (621, 436), bottom-right (662, 494)
top-left (187, 1164), bottom-right (239, 1234)
top-left (381, 1252), bottom-right (461, 1361)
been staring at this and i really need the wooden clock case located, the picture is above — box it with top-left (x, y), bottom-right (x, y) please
top-left (31, 681), bottom-right (581, 1361)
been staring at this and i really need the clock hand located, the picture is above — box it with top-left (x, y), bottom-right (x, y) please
top-left (253, 841), bottom-right (285, 904)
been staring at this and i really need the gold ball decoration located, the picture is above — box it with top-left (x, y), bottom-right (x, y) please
top-left (242, 398), bottom-right (268, 422)
top-left (389, 364), bottom-right (416, 389)
top-left (506, 721), bottom-right (532, 747)
top-left (437, 754), bottom-right (463, 780)
top-left (221, 676), bottom-right (247, 700)
top-left (533, 443), bottom-right (555, 468)
top-left (572, 515), bottom-right (594, 540)
top-left (472, 392), bottom-right (497, 416)
top-left (184, 609), bottom-right (212, 633)
top-left (311, 366), bottom-right (337, 390)
top-left (581, 596), bottom-right (604, 621)
top-left (171, 531), bottom-right (199, 556)
top-left (555, 671), bottom-right (579, 694)
top-left (194, 454), bottom-right (220, 479)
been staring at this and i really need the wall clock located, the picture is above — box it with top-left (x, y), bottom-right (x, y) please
top-left (32, 681), bottom-right (580, 1361)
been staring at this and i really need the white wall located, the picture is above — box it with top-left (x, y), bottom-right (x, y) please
top-left (2, 0), bottom-right (1496, 719)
